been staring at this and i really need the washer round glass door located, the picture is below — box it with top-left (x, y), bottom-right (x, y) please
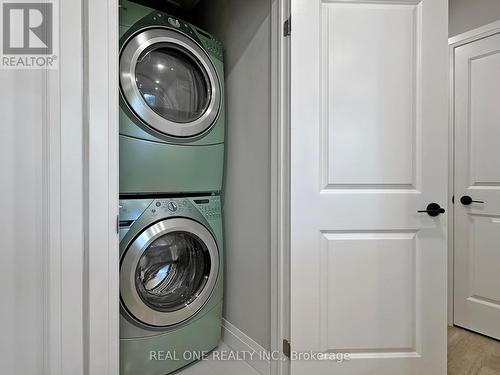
top-left (120, 218), bottom-right (219, 327)
top-left (120, 28), bottom-right (221, 137)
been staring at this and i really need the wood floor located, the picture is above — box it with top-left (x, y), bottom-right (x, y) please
top-left (448, 326), bottom-right (500, 375)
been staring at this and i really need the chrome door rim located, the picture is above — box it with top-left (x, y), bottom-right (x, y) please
top-left (120, 28), bottom-right (221, 138)
top-left (120, 218), bottom-right (219, 327)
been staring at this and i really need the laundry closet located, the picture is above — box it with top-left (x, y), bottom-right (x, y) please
top-left (1, 0), bottom-right (455, 374)
top-left (117, 0), bottom-right (276, 374)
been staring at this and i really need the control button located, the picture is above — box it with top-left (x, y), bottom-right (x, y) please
top-left (155, 202), bottom-right (161, 207)
top-left (168, 17), bottom-right (180, 28)
top-left (167, 202), bottom-right (178, 212)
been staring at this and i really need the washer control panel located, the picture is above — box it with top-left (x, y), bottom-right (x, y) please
top-left (193, 197), bottom-right (221, 221)
top-left (146, 196), bottom-right (221, 221)
top-left (119, 196), bottom-right (221, 240)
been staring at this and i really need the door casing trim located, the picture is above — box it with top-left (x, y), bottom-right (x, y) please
top-left (270, 0), bottom-right (291, 374)
top-left (82, 0), bottom-right (292, 374)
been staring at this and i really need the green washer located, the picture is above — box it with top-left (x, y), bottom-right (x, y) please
top-left (119, 0), bottom-right (225, 194)
top-left (119, 195), bottom-right (223, 375)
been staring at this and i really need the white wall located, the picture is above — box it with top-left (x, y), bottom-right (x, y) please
top-left (194, 0), bottom-right (273, 350)
top-left (449, 0), bottom-right (500, 36)
top-left (0, 71), bottom-right (46, 375)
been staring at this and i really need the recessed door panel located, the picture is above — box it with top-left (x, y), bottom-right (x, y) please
top-left (469, 52), bottom-right (500, 186)
top-left (468, 215), bottom-right (500, 304)
top-left (321, 232), bottom-right (417, 353)
top-left (322, 3), bottom-right (418, 188)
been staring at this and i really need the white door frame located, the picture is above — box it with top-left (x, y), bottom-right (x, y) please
top-left (84, 1), bottom-right (120, 374)
top-left (49, 0), bottom-right (119, 374)
top-left (448, 19), bottom-right (500, 326)
top-left (270, 0), bottom-right (291, 374)
top-left (81, 0), bottom-right (291, 375)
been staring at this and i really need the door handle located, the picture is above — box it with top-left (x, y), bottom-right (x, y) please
top-left (460, 196), bottom-right (484, 205)
top-left (418, 203), bottom-right (445, 217)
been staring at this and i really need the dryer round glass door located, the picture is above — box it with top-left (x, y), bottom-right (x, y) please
top-left (120, 218), bottom-right (219, 327)
top-left (120, 28), bottom-right (221, 138)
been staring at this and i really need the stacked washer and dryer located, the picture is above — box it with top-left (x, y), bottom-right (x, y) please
top-left (118, 1), bottom-right (225, 374)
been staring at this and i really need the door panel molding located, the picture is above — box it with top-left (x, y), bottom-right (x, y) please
top-left (319, 1), bottom-right (423, 191)
top-left (319, 231), bottom-right (419, 355)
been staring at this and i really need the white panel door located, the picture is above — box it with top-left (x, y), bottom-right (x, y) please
top-left (290, 0), bottom-right (449, 374)
top-left (454, 32), bottom-right (500, 340)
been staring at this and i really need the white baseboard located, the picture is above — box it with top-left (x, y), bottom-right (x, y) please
top-left (221, 319), bottom-right (271, 375)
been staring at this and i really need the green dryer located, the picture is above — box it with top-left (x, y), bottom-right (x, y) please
top-left (119, 0), bottom-right (225, 194)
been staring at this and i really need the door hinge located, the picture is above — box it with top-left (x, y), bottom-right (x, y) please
top-left (283, 339), bottom-right (291, 358)
top-left (284, 17), bottom-right (291, 37)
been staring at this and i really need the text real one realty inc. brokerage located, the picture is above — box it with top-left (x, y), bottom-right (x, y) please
top-left (149, 350), bottom-right (351, 363)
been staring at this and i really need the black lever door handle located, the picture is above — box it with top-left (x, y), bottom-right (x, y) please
top-left (460, 196), bottom-right (484, 205)
top-left (418, 203), bottom-right (445, 217)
